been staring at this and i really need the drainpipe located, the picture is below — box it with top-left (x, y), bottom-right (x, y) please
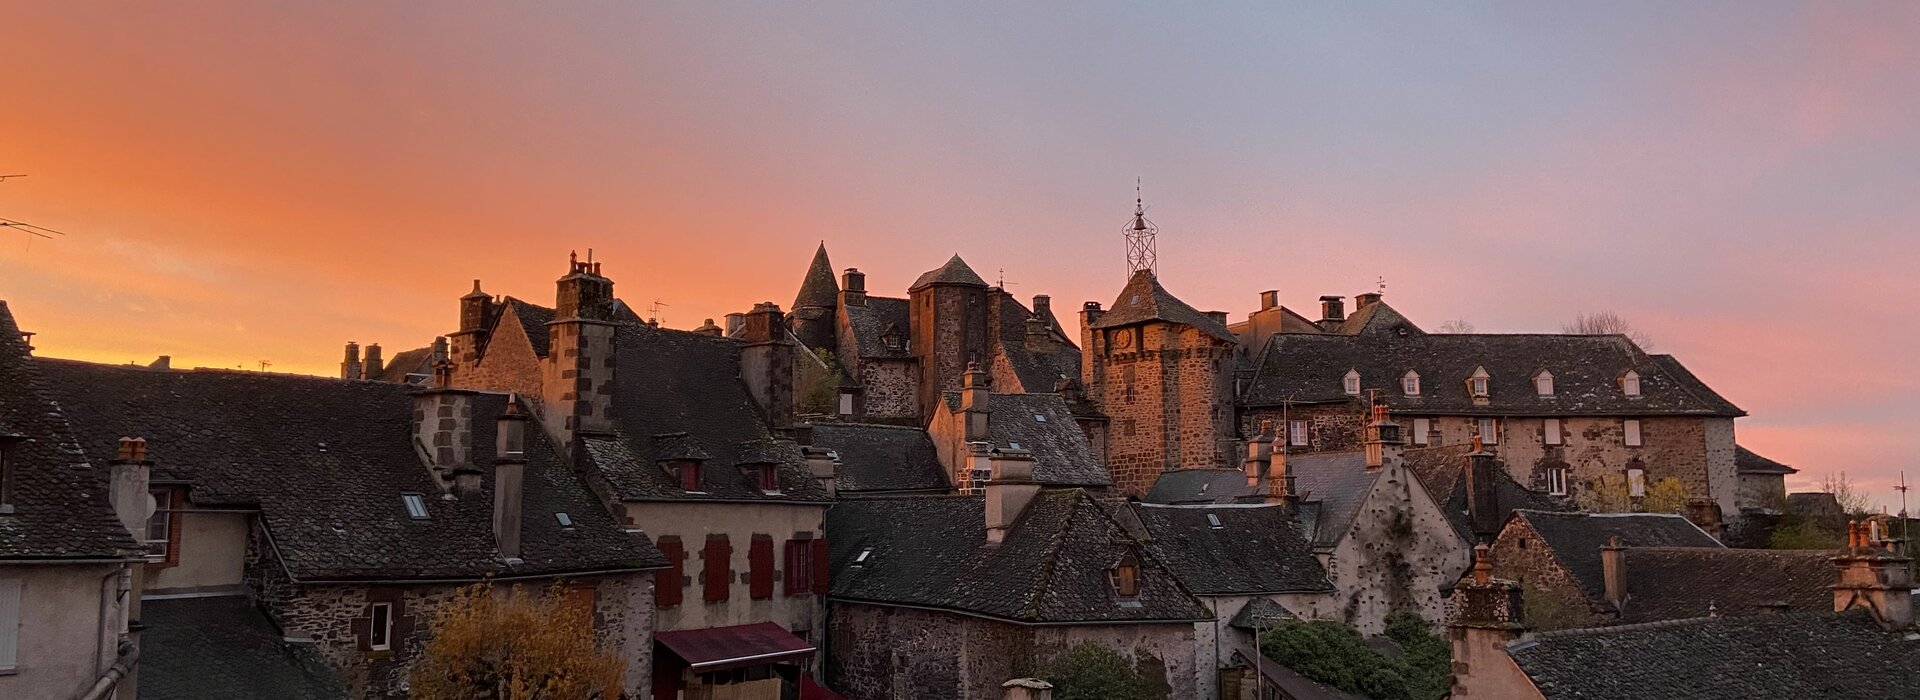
top-left (79, 640), bottom-right (139, 700)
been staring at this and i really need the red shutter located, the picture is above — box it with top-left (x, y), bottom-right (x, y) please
top-left (811, 537), bottom-right (830, 595)
top-left (704, 535), bottom-right (732, 603)
top-left (655, 537), bottom-right (683, 608)
top-left (750, 535), bottom-right (774, 599)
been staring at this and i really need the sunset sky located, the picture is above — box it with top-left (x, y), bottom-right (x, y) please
top-left (2, 2), bottom-right (1916, 506)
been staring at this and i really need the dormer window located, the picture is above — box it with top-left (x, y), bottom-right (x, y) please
top-left (1110, 553), bottom-right (1140, 598)
top-left (1401, 371), bottom-right (1421, 397)
top-left (1534, 370), bottom-right (1554, 397)
top-left (1469, 367), bottom-right (1490, 398)
top-left (743, 464), bottom-right (779, 493)
top-left (1621, 370), bottom-right (1642, 397)
top-left (1343, 370), bottom-right (1361, 396)
top-left (665, 460), bottom-right (703, 492)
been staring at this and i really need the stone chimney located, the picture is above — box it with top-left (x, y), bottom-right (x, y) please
top-left (1363, 403), bottom-right (1403, 471)
top-left (841, 268), bottom-right (868, 307)
top-left (429, 336), bottom-right (449, 366)
top-left (341, 341), bottom-right (363, 380)
top-left (725, 313), bottom-right (746, 337)
top-left (364, 343), bottom-right (384, 379)
top-left (1685, 499), bottom-right (1723, 541)
top-left (693, 318), bottom-right (723, 337)
top-left (1031, 295), bottom-right (1052, 319)
top-left (148, 355), bottom-right (170, 370)
top-left (1355, 292), bottom-right (1382, 310)
top-left (1024, 316), bottom-right (1054, 351)
top-left (414, 361), bottom-right (478, 491)
top-left (108, 437), bottom-right (152, 544)
top-left (1833, 520), bottom-right (1915, 629)
top-left (984, 448), bottom-right (1040, 544)
top-left (1447, 545), bottom-right (1529, 700)
top-left (493, 396), bottom-right (529, 560)
top-left (961, 362), bottom-right (991, 442)
top-left (1259, 290), bottom-right (1279, 311)
top-left (541, 252), bottom-right (618, 447)
top-left (1601, 536), bottom-right (1628, 612)
top-left (1319, 295), bottom-right (1346, 325)
top-left (738, 302), bottom-right (796, 429)
top-left (1465, 437), bottom-right (1503, 540)
top-left (1080, 301), bottom-right (1105, 331)
top-left (1002, 678), bottom-right (1054, 700)
top-left (451, 279), bottom-right (496, 371)
top-left (1244, 420), bottom-right (1274, 491)
top-left (804, 444), bottom-right (838, 498)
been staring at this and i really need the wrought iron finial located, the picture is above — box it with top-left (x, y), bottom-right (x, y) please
top-left (1123, 178), bottom-right (1157, 276)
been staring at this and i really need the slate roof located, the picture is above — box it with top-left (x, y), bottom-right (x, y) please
top-left (909, 255), bottom-right (988, 291)
top-left (992, 291), bottom-right (1082, 393)
top-left (1242, 332), bottom-right (1744, 416)
top-left (1512, 510), bottom-right (1722, 605)
top-left (826, 490), bottom-right (1211, 624)
top-left (808, 423), bottom-right (949, 494)
top-left (1615, 547), bottom-right (1835, 623)
top-left (1228, 597), bottom-right (1299, 629)
top-left (1288, 452), bottom-right (1383, 547)
top-left (793, 244), bottom-right (841, 309)
top-left (942, 392), bottom-right (1112, 487)
top-left (370, 345), bottom-right (434, 384)
top-left (842, 296), bottom-right (913, 360)
top-left (575, 323), bottom-right (832, 503)
top-left (0, 301), bottom-right (140, 560)
top-left (1090, 270), bottom-right (1235, 342)
top-left (1333, 299), bottom-right (1423, 337)
top-left (139, 596), bottom-right (347, 699)
top-left (1143, 469), bottom-right (1258, 505)
top-left (1130, 503), bottom-right (1332, 595)
top-left (40, 360), bottom-right (664, 581)
top-left (1406, 446), bottom-right (1571, 542)
top-left (1735, 445), bottom-right (1798, 475)
top-left (1508, 609), bottom-right (1920, 700)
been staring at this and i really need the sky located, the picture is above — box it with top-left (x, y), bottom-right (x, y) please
top-left (1, 2), bottom-right (1916, 506)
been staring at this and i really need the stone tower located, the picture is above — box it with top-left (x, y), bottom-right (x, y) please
top-left (1081, 270), bottom-right (1237, 497)
top-left (448, 279), bottom-right (495, 373)
top-left (908, 255), bottom-right (990, 420)
top-left (541, 252), bottom-right (617, 447)
top-left (790, 243), bottom-right (839, 351)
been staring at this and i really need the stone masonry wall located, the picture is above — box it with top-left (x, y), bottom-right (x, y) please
top-left (858, 360), bottom-right (919, 423)
top-left (1325, 457), bottom-right (1473, 634)
top-left (1091, 323), bottom-right (1235, 498)
top-left (450, 314), bottom-right (545, 399)
top-left (1240, 403), bottom-right (1369, 455)
top-left (1484, 519), bottom-right (1608, 631)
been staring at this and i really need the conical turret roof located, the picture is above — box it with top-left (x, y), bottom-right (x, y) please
top-left (909, 254), bottom-right (988, 291)
top-left (793, 243), bottom-right (840, 309)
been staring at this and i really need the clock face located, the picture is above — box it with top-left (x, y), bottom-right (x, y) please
top-left (1113, 330), bottom-right (1134, 350)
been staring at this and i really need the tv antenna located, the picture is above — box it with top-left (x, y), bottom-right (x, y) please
top-left (1, 174), bottom-right (73, 245)
top-left (1898, 472), bottom-right (1910, 542)
top-left (257, 360), bottom-right (272, 372)
top-left (648, 299), bottom-right (669, 325)
top-left (1377, 276), bottom-right (1387, 296)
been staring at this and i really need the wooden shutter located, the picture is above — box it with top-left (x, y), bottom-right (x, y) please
top-left (749, 535), bottom-right (774, 599)
top-left (811, 537), bottom-right (830, 595)
top-left (656, 537), bottom-right (683, 608)
top-left (703, 535), bottom-right (732, 603)
top-left (784, 540), bottom-right (807, 595)
top-left (0, 579), bottom-right (18, 670)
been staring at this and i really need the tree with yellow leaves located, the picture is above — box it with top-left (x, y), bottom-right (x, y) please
top-left (410, 582), bottom-right (625, 700)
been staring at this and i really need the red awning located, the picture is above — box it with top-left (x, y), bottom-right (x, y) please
top-left (801, 675), bottom-right (847, 700)
top-left (655, 622), bottom-right (816, 672)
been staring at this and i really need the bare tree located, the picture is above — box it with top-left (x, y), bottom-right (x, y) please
top-left (1563, 311), bottom-right (1654, 350)
top-left (1820, 470), bottom-right (1876, 517)
top-left (1434, 318), bottom-right (1476, 334)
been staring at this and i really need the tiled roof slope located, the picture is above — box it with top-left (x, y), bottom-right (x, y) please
top-left (1735, 445), bottom-right (1798, 475)
top-left (1228, 598), bottom-right (1298, 629)
top-left (1243, 333), bottom-right (1744, 416)
top-left (1143, 469), bottom-right (1257, 505)
top-left (827, 490), bottom-right (1210, 624)
top-left (1514, 510), bottom-right (1721, 605)
top-left (843, 296), bottom-right (912, 360)
top-left (793, 244), bottom-right (840, 309)
top-left (1090, 271), bottom-right (1235, 342)
top-left (943, 392), bottom-right (1112, 487)
top-left (1616, 547), bottom-right (1834, 623)
top-left (371, 346), bottom-right (433, 384)
top-left (40, 360), bottom-right (663, 580)
top-left (909, 255), bottom-right (989, 291)
top-left (0, 302), bottom-right (139, 560)
top-left (1509, 610), bottom-right (1920, 699)
top-left (809, 423), bottom-right (949, 494)
top-left (1288, 451), bottom-right (1382, 547)
top-left (139, 596), bottom-right (347, 699)
top-left (1131, 504), bottom-right (1332, 595)
top-left (992, 291), bottom-right (1081, 393)
top-left (1407, 446), bottom-right (1570, 542)
top-left (576, 323), bottom-right (832, 503)
top-left (1334, 300), bottom-right (1423, 336)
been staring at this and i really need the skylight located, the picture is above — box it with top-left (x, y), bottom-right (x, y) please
top-left (1206, 513), bottom-right (1223, 529)
top-left (854, 547), bottom-right (873, 566)
top-left (1033, 414), bottom-right (1047, 422)
top-left (401, 493), bottom-right (429, 520)
top-left (555, 512), bottom-right (574, 528)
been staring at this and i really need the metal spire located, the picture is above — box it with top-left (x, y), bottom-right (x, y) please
top-left (1123, 177), bottom-right (1157, 276)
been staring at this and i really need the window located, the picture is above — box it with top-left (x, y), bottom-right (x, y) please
top-left (745, 465), bottom-right (778, 493)
top-left (838, 392), bottom-right (854, 416)
top-left (401, 493), bottom-right (429, 520)
top-left (1628, 468), bottom-right (1647, 497)
top-left (1469, 367), bottom-right (1490, 398)
top-left (749, 535), bottom-right (774, 600)
top-left (1402, 371), bottom-right (1421, 397)
top-left (1111, 553), bottom-right (1140, 598)
top-left (0, 579), bottom-right (17, 672)
top-left (0, 443), bottom-right (14, 512)
top-left (674, 461), bottom-right (702, 492)
top-left (1343, 370), bottom-right (1361, 396)
top-left (368, 602), bottom-right (393, 651)
top-left (1624, 419), bottom-right (1643, 447)
top-left (1206, 513), bottom-right (1223, 529)
top-left (1288, 420), bottom-right (1308, 447)
top-left (1621, 370), bottom-right (1642, 397)
top-left (1546, 467), bottom-right (1568, 496)
top-left (702, 535), bottom-right (732, 603)
top-left (784, 539), bottom-right (815, 596)
top-left (1544, 418), bottom-right (1563, 446)
top-left (555, 512), bottom-right (575, 528)
top-left (1412, 418), bottom-right (1430, 446)
top-left (144, 487), bottom-right (182, 565)
top-left (1033, 413), bottom-right (1047, 423)
top-left (1535, 371), bottom-right (1554, 397)
top-left (853, 547), bottom-right (873, 566)
top-left (1477, 418), bottom-right (1499, 445)
top-left (656, 537), bottom-right (684, 608)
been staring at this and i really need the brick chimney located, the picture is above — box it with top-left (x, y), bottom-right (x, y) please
top-left (493, 396), bottom-right (529, 560)
top-left (1601, 536), bottom-right (1628, 612)
top-left (1319, 295), bottom-right (1346, 327)
top-left (1833, 520), bottom-right (1915, 629)
top-left (984, 448), bottom-right (1039, 544)
top-left (961, 362), bottom-right (991, 442)
top-left (1447, 545), bottom-right (1529, 700)
top-left (414, 360), bottom-right (479, 491)
top-left (1259, 290), bottom-right (1279, 311)
top-left (1355, 292), bottom-right (1382, 310)
top-left (1465, 437), bottom-right (1502, 540)
top-left (841, 268), bottom-right (867, 307)
top-left (541, 252), bottom-right (618, 446)
top-left (1363, 403), bottom-right (1403, 471)
top-left (738, 302), bottom-right (796, 428)
top-left (341, 341), bottom-right (362, 380)
top-left (364, 343), bottom-right (384, 379)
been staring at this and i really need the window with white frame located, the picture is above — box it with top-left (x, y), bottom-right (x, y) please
top-left (1622, 370), bottom-right (1642, 397)
top-left (1624, 419), bottom-right (1643, 447)
top-left (1544, 418), bottom-right (1563, 446)
top-left (1627, 468), bottom-right (1647, 497)
top-left (1477, 418), bottom-right (1499, 445)
top-left (1469, 367), bottom-right (1490, 398)
top-left (1412, 418), bottom-right (1431, 446)
top-left (1535, 371), bottom-right (1554, 397)
top-left (1343, 369), bottom-right (1361, 396)
top-left (1288, 420), bottom-right (1308, 447)
top-left (369, 602), bottom-right (394, 651)
top-left (1546, 467), bottom-right (1568, 496)
top-left (145, 487), bottom-right (175, 562)
top-left (1402, 371), bottom-right (1421, 397)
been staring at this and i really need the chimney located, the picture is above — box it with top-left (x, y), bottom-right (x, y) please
top-left (738, 302), bottom-right (796, 428)
top-left (804, 445), bottom-right (838, 498)
top-left (148, 355), bottom-right (170, 371)
top-left (1244, 420), bottom-right (1274, 491)
top-left (1833, 520), bottom-right (1915, 629)
top-left (341, 341), bottom-right (363, 380)
top-left (1031, 295), bottom-right (1051, 319)
top-left (841, 268), bottom-right (868, 307)
top-left (430, 336), bottom-right (449, 366)
top-left (1465, 437), bottom-right (1502, 540)
top-left (1259, 290), bottom-right (1279, 311)
top-left (364, 343), bottom-right (384, 379)
top-left (962, 362), bottom-right (991, 442)
top-left (1363, 403), bottom-right (1403, 471)
top-left (1080, 301), bottom-right (1105, 331)
top-left (1355, 292), bottom-right (1382, 310)
top-left (1205, 310), bottom-right (1229, 327)
top-left (493, 396), bottom-right (529, 559)
top-left (1024, 316), bottom-right (1054, 351)
top-left (984, 448), bottom-right (1040, 544)
top-left (459, 279), bottom-right (495, 332)
top-left (1319, 296), bottom-right (1346, 324)
top-left (1002, 679), bottom-right (1054, 700)
top-left (725, 313), bottom-right (746, 337)
top-left (108, 437), bottom-right (152, 543)
top-left (1446, 545), bottom-right (1527, 700)
top-left (413, 364), bottom-right (478, 491)
top-left (1602, 536), bottom-right (1628, 612)
top-left (541, 253), bottom-right (618, 446)
top-left (693, 318), bottom-right (723, 337)
top-left (1685, 499), bottom-right (1723, 541)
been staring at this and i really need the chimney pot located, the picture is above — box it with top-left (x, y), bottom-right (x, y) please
top-left (1356, 292), bottom-right (1382, 309)
top-left (1259, 290), bottom-right (1279, 310)
top-left (984, 449), bottom-right (1040, 543)
top-left (1319, 296), bottom-right (1346, 323)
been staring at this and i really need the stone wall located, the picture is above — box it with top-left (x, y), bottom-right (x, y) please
top-left (1324, 457), bottom-right (1472, 634)
top-left (1483, 519), bottom-right (1607, 631)
top-left (450, 313), bottom-right (546, 399)
top-left (858, 360), bottom-right (919, 423)
top-left (910, 285), bottom-right (988, 419)
top-left (1086, 322), bottom-right (1235, 498)
top-left (1240, 403), bottom-right (1369, 455)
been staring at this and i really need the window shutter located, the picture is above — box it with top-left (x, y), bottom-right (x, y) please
top-left (750, 535), bottom-right (774, 599)
top-left (704, 535), bottom-right (732, 603)
top-left (1545, 418), bottom-right (1562, 446)
top-left (655, 537), bottom-right (683, 608)
top-left (811, 538), bottom-right (830, 595)
top-left (0, 579), bottom-right (18, 670)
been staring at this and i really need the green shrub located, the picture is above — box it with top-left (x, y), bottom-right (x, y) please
top-left (1039, 644), bottom-right (1156, 700)
top-left (1259, 611), bottom-right (1451, 700)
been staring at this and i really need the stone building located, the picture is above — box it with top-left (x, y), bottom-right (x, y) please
top-left (0, 301), bottom-right (146, 700)
top-left (925, 364), bottom-right (1112, 493)
top-left (41, 357), bottom-right (665, 698)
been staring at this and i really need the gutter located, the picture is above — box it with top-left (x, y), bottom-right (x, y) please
top-left (827, 596), bottom-right (1214, 627)
top-left (78, 640), bottom-right (138, 700)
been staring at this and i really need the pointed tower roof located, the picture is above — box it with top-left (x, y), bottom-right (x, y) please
top-left (1090, 270), bottom-right (1235, 341)
top-left (909, 254), bottom-right (988, 291)
top-left (793, 243), bottom-right (840, 309)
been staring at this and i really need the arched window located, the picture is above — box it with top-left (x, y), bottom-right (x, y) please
top-left (1621, 370), bottom-right (1642, 397)
top-left (1534, 370), bottom-right (1554, 397)
top-left (1401, 371), bottom-right (1421, 397)
top-left (1343, 369), bottom-right (1361, 396)
top-left (1469, 367), bottom-right (1490, 398)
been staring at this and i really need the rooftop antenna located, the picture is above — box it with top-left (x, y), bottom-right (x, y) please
top-left (1123, 177), bottom-right (1157, 277)
top-left (648, 298), bottom-right (669, 326)
top-left (0, 174), bottom-right (26, 182)
top-left (257, 360), bottom-right (272, 372)
top-left (1898, 472), bottom-right (1910, 542)
top-left (1, 174), bottom-right (73, 248)
top-left (1377, 276), bottom-right (1387, 296)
